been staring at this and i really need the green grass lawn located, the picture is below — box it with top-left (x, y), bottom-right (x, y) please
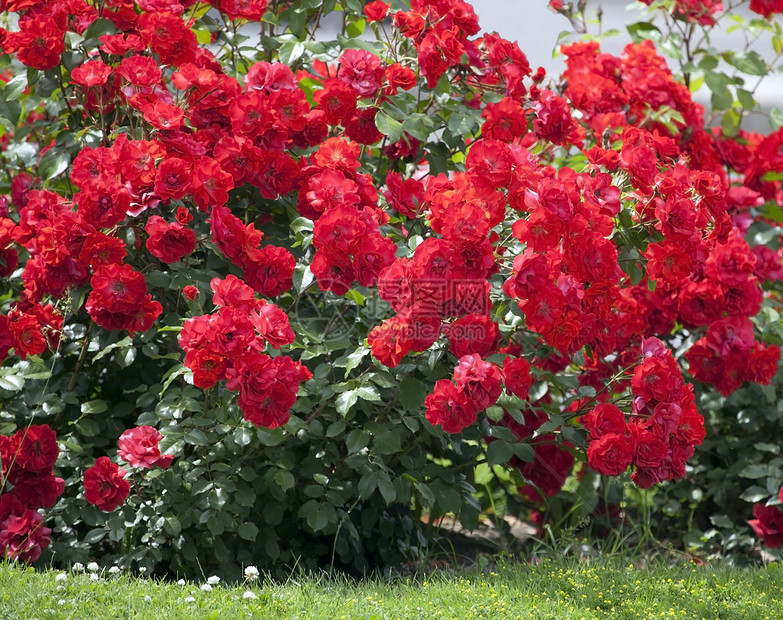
top-left (1, 558), bottom-right (781, 619)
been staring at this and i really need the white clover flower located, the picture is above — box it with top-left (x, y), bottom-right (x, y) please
top-left (72, 563), bottom-right (84, 572)
top-left (87, 562), bottom-right (99, 572)
top-left (207, 575), bottom-right (220, 585)
top-left (144, 595), bottom-right (152, 602)
top-left (243, 591), bottom-right (257, 600)
top-left (200, 584), bottom-right (213, 592)
top-left (139, 567), bottom-right (147, 574)
top-left (184, 596), bottom-right (195, 603)
top-left (244, 566), bottom-right (259, 581)
top-left (58, 599), bottom-right (65, 606)
top-left (89, 573), bottom-right (100, 582)
top-left (177, 579), bottom-right (187, 586)
top-left (108, 566), bottom-right (121, 575)
top-left (55, 573), bottom-right (67, 583)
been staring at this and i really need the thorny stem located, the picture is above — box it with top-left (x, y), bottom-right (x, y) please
top-left (67, 322), bottom-right (94, 393)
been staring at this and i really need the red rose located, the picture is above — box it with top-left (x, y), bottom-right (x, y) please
top-left (580, 403), bottom-right (627, 439)
top-left (586, 433), bottom-right (633, 476)
top-left (7, 470), bottom-right (64, 510)
top-left (183, 285), bottom-right (199, 300)
top-left (71, 59), bottom-right (113, 87)
top-left (117, 426), bottom-right (174, 470)
top-left (453, 354), bottom-right (502, 412)
top-left (145, 215), bottom-right (196, 264)
top-left (83, 456), bottom-right (130, 512)
top-left (502, 356), bottom-right (533, 400)
top-left (0, 507), bottom-right (51, 563)
top-left (446, 314), bottom-right (499, 359)
top-left (424, 379), bottom-right (477, 434)
top-left (748, 503), bottom-right (783, 548)
top-left (369, 317), bottom-right (412, 368)
top-left (13, 424), bottom-right (58, 473)
top-left (363, 0), bottom-right (390, 22)
top-left (750, 0), bottom-right (783, 17)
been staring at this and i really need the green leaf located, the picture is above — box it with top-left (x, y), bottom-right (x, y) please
top-left (704, 71), bottom-right (732, 111)
top-left (344, 289), bottom-right (365, 306)
top-left (76, 418), bottom-right (100, 436)
top-left (290, 216), bottom-right (314, 234)
top-left (302, 501), bottom-right (331, 531)
top-left (755, 443), bottom-right (781, 454)
top-left (771, 108), bottom-right (783, 131)
top-left (726, 51), bottom-right (767, 76)
top-left (336, 389), bottom-right (359, 415)
top-left (626, 22), bottom-right (661, 44)
top-left (184, 429), bottom-right (209, 446)
top-left (346, 17), bottom-right (366, 38)
top-left (84, 528), bottom-right (106, 544)
top-left (358, 473), bottom-right (377, 499)
top-left (377, 474), bottom-right (396, 505)
top-left (373, 430), bottom-right (401, 455)
top-left (274, 469), bottom-right (295, 492)
top-left (736, 88), bottom-right (756, 110)
top-left (739, 464), bottom-right (769, 479)
top-left (164, 516), bottom-right (181, 536)
top-left (292, 264), bottom-right (314, 293)
top-left (234, 426), bottom-right (253, 446)
top-left (2, 74), bottom-right (27, 102)
top-left (375, 111), bottom-right (404, 143)
top-left (398, 376), bottom-right (427, 412)
top-left (81, 400), bottom-right (108, 415)
top-left (94, 336), bottom-right (133, 362)
top-left (0, 374), bottom-right (24, 392)
top-left (345, 429), bottom-right (369, 453)
top-left (238, 522), bottom-right (259, 541)
top-left (486, 440), bottom-right (514, 466)
top-left (721, 108), bottom-right (741, 138)
top-left (356, 385), bottom-right (381, 402)
top-left (81, 18), bottom-right (116, 47)
top-left (485, 405), bottom-right (505, 422)
top-left (709, 514), bottom-right (734, 529)
top-left (343, 347), bottom-right (369, 377)
top-left (740, 485), bottom-right (768, 503)
top-left (38, 148), bottom-right (70, 181)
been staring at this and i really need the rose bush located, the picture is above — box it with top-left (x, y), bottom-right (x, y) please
top-left (0, 0), bottom-right (781, 576)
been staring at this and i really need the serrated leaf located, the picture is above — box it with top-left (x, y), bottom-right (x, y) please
top-left (238, 522), bottom-right (258, 541)
top-left (0, 374), bottom-right (24, 392)
top-left (234, 426), bottom-right (253, 446)
top-left (336, 389), bottom-right (359, 415)
top-left (358, 473), bottom-right (377, 499)
top-left (343, 347), bottom-right (369, 377)
top-left (740, 485), bottom-right (768, 503)
top-left (727, 51), bottom-right (767, 76)
top-left (377, 474), bottom-right (396, 505)
top-left (374, 429), bottom-right (401, 455)
top-left (486, 440), bottom-right (514, 466)
top-left (2, 74), bottom-right (27, 102)
top-left (93, 336), bottom-right (133, 362)
top-left (184, 429), bottom-right (209, 446)
top-left (84, 528), bottom-right (106, 544)
top-left (356, 385), bottom-right (381, 402)
top-left (485, 405), bottom-right (505, 422)
top-left (38, 148), bottom-right (70, 181)
top-left (739, 464), bottom-right (769, 479)
top-left (81, 400), bottom-right (108, 415)
top-left (375, 111), bottom-right (403, 143)
top-left (274, 469), bottom-right (295, 491)
top-left (345, 429), bottom-right (368, 453)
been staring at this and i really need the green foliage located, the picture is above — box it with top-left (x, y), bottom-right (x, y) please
top-left (2, 559), bottom-right (783, 619)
